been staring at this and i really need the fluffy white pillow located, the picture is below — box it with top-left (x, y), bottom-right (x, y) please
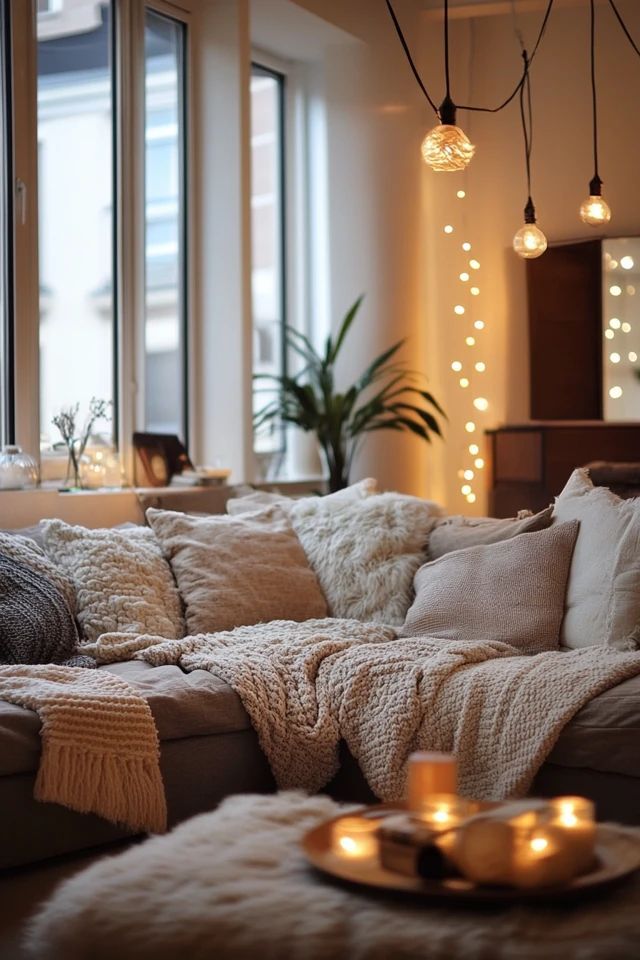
top-left (146, 506), bottom-right (328, 634)
top-left (288, 492), bottom-right (443, 625)
top-left (226, 478), bottom-right (378, 517)
top-left (41, 521), bottom-right (185, 643)
top-left (553, 469), bottom-right (640, 650)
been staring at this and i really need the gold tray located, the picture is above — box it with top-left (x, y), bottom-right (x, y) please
top-left (301, 807), bottom-right (640, 903)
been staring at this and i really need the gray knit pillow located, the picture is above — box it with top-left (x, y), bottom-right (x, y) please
top-left (0, 552), bottom-right (93, 666)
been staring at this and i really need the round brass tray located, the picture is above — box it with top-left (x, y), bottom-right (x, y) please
top-left (301, 807), bottom-right (640, 903)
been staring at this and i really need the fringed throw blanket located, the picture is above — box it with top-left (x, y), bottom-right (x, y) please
top-left (0, 664), bottom-right (166, 833)
top-left (88, 619), bottom-right (640, 802)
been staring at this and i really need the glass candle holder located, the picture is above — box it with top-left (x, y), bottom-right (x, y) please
top-left (331, 816), bottom-right (379, 860)
top-left (547, 796), bottom-right (596, 873)
top-left (0, 445), bottom-right (39, 490)
top-left (407, 752), bottom-right (457, 814)
top-left (417, 793), bottom-right (472, 831)
top-left (512, 825), bottom-right (578, 889)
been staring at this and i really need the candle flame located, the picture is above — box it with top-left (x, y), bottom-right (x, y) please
top-left (530, 835), bottom-right (549, 853)
top-left (338, 837), bottom-right (358, 855)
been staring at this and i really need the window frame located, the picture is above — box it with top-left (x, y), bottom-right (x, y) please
top-left (0, 0), bottom-right (14, 446)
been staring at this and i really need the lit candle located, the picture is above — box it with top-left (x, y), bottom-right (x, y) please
top-left (512, 825), bottom-right (578, 889)
top-left (407, 752), bottom-right (457, 815)
top-left (332, 816), bottom-right (379, 860)
top-left (548, 796), bottom-right (596, 873)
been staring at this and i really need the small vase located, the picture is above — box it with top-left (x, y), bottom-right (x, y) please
top-left (63, 451), bottom-right (82, 490)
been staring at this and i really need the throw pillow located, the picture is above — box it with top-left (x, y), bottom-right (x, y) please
top-left (288, 493), bottom-right (444, 625)
top-left (0, 531), bottom-right (76, 614)
top-left (427, 506), bottom-right (554, 561)
top-left (553, 468), bottom-right (640, 650)
top-left (226, 477), bottom-right (378, 517)
top-left (0, 552), bottom-right (92, 665)
top-left (41, 521), bottom-right (185, 643)
top-left (146, 507), bottom-right (328, 634)
top-left (400, 521), bottom-right (580, 654)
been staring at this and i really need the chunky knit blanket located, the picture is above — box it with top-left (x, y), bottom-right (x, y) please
top-left (88, 619), bottom-right (640, 801)
top-left (0, 664), bottom-right (166, 833)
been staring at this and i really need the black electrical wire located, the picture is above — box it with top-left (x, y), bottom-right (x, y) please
top-left (384, 0), bottom-right (556, 117)
top-left (519, 51), bottom-right (533, 201)
top-left (444, 0), bottom-right (451, 100)
top-left (608, 0), bottom-right (640, 58)
top-left (589, 0), bottom-right (600, 181)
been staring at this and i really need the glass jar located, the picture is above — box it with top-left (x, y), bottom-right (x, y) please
top-left (0, 445), bottom-right (39, 490)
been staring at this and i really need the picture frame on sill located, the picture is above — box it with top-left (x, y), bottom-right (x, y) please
top-left (133, 432), bottom-right (194, 488)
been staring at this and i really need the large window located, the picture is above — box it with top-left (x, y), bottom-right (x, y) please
top-left (144, 9), bottom-right (187, 438)
top-left (251, 64), bottom-right (286, 459)
top-left (37, 0), bottom-right (116, 450)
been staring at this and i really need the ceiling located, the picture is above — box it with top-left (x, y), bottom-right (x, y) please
top-left (421, 0), bottom-right (596, 19)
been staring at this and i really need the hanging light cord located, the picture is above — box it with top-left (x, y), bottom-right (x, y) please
top-left (589, 0), bottom-right (600, 182)
top-left (444, 0), bottom-right (451, 100)
top-left (384, 0), bottom-right (555, 116)
top-left (607, 0), bottom-right (640, 57)
top-left (519, 51), bottom-right (534, 212)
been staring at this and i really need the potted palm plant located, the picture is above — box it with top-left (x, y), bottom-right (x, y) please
top-left (254, 296), bottom-right (445, 493)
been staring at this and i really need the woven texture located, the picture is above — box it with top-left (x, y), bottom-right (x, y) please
top-left (88, 620), bottom-right (640, 803)
top-left (401, 521), bottom-right (579, 654)
top-left (147, 507), bottom-right (328, 634)
top-left (0, 663), bottom-right (166, 832)
top-left (41, 520), bottom-right (185, 643)
top-left (26, 791), bottom-right (640, 960)
top-left (0, 552), bottom-right (88, 666)
top-left (553, 468), bottom-right (640, 650)
top-left (427, 506), bottom-right (554, 561)
top-left (226, 477), bottom-right (378, 518)
top-left (0, 531), bottom-right (76, 613)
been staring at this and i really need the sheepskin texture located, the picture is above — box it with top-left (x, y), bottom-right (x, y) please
top-left (289, 493), bottom-right (443, 624)
top-left (0, 663), bottom-right (166, 832)
top-left (88, 620), bottom-right (640, 802)
top-left (0, 531), bottom-right (76, 613)
top-left (226, 476), bottom-right (378, 517)
top-left (427, 505), bottom-right (554, 561)
top-left (41, 520), bottom-right (185, 643)
top-left (401, 521), bottom-right (579, 654)
top-left (146, 506), bottom-right (327, 634)
top-left (27, 791), bottom-right (640, 960)
top-left (553, 469), bottom-right (640, 650)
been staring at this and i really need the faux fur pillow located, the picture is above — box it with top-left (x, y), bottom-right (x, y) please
top-left (146, 507), bottom-right (328, 634)
top-left (288, 493), bottom-right (444, 625)
top-left (553, 468), bottom-right (640, 650)
top-left (401, 521), bottom-right (580, 654)
top-left (0, 531), bottom-right (76, 614)
top-left (41, 521), bottom-right (185, 643)
top-left (226, 478), bottom-right (378, 517)
top-left (427, 506), bottom-right (554, 561)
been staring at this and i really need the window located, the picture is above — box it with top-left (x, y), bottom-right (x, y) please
top-left (143, 9), bottom-right (187, 439)
top-left (37, 0), bottom-right (116, 449)
top-left (251, 64), bottom-right (286, 458)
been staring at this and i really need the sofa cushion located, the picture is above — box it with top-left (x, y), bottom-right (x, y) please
top-left (400, 521), bottom-right (580, 654)
top-left (0, 661), bottom-right (252, 778)
top-left (553, 468), bottom-right (640, 650)
top-left (226, 478), bottom-right (378, 517)
top-left (146, 507), bottom-right (328, 635)
top-left (0, 531), bottom-right (76, 613)
top-left (41, 520), bottom-right (185, 643)
top-left (427, 506), bottom-right (554, 561)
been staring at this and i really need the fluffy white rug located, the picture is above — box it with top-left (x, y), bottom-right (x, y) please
top-left (27, 792), bottom-right (640, 960)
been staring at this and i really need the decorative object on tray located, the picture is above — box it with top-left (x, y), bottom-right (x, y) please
top-left (132, 432), bottom-right (194, 487)
top-left (302, 751), bottom-right (640, 902)
top-left (253, 295), bottom-right (445, 493)
top-left (169, 466), bottom-right (231, 487)
top-left (0, 444), bottom-right (38, 489)
top-left (52, 398), bottom-right (111, 490)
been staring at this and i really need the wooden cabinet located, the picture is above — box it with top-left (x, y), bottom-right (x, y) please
top-left (485, 422), bottom-right (640, 517)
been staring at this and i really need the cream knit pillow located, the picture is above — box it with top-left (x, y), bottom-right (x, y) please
top-left (401, 521), bottom-right (580, 654)
top-left (146, 507), bottom-right (328, 634)
top-left (553, 468), bottom-right (640, 650)
top-left (427, 506), bottom-right (554, 561)
top-left (41, 521), bottom-right (185, 643)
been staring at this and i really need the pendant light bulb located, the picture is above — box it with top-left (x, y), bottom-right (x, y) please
top-left (513, 198), bottom-right (547, 259)
top-left (421, 97), bottom-right (475, 172)
top-left (580, 177), bottom-right (611, 226)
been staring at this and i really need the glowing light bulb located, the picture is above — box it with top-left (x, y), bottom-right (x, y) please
top-left (580, 194), bottom-right (611, 226)
top-left (610, 318), bottom-right (621, 329)
top-left (470, 287), bottom-right (480, 296)
top-left (421, 124), bottom-right (475, 172)
top-left (459, 378), bottom-right (469, 388)
top-left (443, 224), bottom-right (454, 234)
top-left (461, 484), bottom-right (472, 496)
top-left (610, 352), bottom-right (621, 364)
top-left (605, 329), bottom-right (614, 339)
top-left (462, 242), bottom-right (472, 252)
top-left (627, 285), bottom-right (636, 296)
top-left (465, 336), bottom-right (475, 346)
top-left (474, 320), bottom-right (485, 330)
top-left (475, 361), bottom-right (486, 372)
top-left (465, 421), bottom-right (476, 433)
top-left (609, 386), bottom-right (623, 399)
top-left (454, 305), bottom-right (465, 315)
top-left (474, 457), bottom-right (485, 469)
top-left (469, 259), bottom-right (480, 270)
top-left (610, 285), bottom-right (622, 297)
top-left (466, 493), bottom-right (476, 504)
top-left (513, 223), bottom-right (547, 259)
top-left (629, 351), bottom-right (638, 362)
top-left (463, 469), bottom-right (474, 480)
top-left (457, 189), bottom-right (466, 199)
top-left (473, 397), bottom-right (489, 411)
top-left (622, 322), bottom-right (632, 333)
top-left (451, 360), bottom-right (463, 372)
top-left (621, 256), bottom-right (635, 270)
top-left (469, 444), bottom-right (479, 455)
top-left (459, 272), bottom-right (470, 282)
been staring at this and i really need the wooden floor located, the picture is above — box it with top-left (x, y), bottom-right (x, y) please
top-left (0, 843), bottom-right (131, 959)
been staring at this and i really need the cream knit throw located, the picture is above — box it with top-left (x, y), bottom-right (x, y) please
top-left (0, 664), bottom-right (166, 833)
top-left (88, 619), bottom-right (640, 802)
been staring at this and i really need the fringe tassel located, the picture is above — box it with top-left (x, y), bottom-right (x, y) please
top-left (35, 740), bottom-right (167, 834)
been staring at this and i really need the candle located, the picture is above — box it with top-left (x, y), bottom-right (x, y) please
top-left (419, 794), bottom-right (470, 830)
top-left (332, 816), bottom-right (379, 860)
top-left (547, 796), bottom-right (596, 873)
top-left (407, 752), bottom-right (457, 815)
top-left (512, 825), bottom-right (578, 889)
